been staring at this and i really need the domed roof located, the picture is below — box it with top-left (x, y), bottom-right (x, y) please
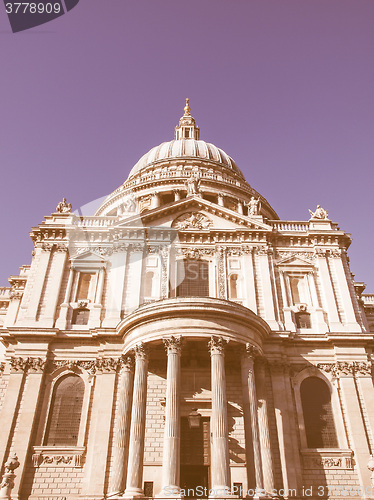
top-left (127, 99), bottom-right (245, 180)
top-left (128, 138), bottom-right (244, 179)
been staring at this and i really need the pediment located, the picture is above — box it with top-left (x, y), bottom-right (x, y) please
top-left (115, 196), bottom-right (273, 231)
top-left (70, 249), bottom-right (107, 270)
top-left (276, 254), bottom-right (314, 267)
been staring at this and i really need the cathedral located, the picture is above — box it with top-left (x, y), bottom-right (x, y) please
top-left (0, 100), bottom-right (373, 500)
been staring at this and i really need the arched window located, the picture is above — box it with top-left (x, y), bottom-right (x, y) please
top-left (229, 274), bottom-right (238, 299)
top-left (176, 259), bottom-right (209, 297)
top-left (300, 377), bottom-right (338, 448)
top-left (144, 271), bottom-right (154, 297)
top-left (44, 375), bottom-right (85, 446)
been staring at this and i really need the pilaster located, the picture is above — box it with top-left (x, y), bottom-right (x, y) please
top-left (81, 359), bottom-right (117, 499)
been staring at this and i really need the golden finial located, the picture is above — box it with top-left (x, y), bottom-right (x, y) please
top-left (184, 98), bottom-right (191, 116)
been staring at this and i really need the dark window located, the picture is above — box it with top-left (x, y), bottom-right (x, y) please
top-left (45, 375), bottom-right (84, 446)
top-left (184, 129), bottom-right (190, 138)
top-left (300, 376), bottom-right (338, 448)
top-left (176, 260), bottom-right (209, 297)
top-left (295, 312), bottom-right (311, 328)
top-left (72, 308), bottom-right (89, 325)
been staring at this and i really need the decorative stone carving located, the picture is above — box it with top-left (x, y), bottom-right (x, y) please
top-left (10, 357), bottom-right (46, 373)
top-left (119, 355), bottom-right (134, 372)
top-left (52, 359), bottom-right (97, 375)
top-left (303, 455), bottom-right (352, 470)
top-left (95, 358), bottom-right (121, 373)
top-left (133, 342), bottom-right (149, 360)
top-left (163, 335), bottom-right (182, 355)
top-left (172, 212), bottom-right (212, 230)
top-left (208, 335), bottom-right (228, 355)
top-left (180, 247), bottom-right (214, 259)
top-left (160, 246), bottom-right (169, 299)
top-left (10, 290), bottom-right (23, 301)
top-left (308, 205), bottom-right (328, 220)
top-left (0, 452), bottom-right (20, 500)
top-left (55, 244), bottom-right (68, 252)
top-left (317, 361), bottom-right (372, 377)
top-left (32, 447), bottom-right (84, 468)
top-left (56, 198), bottom-right (72, 213)
top-left (216, 246), bottom-right (226, 299)
top-left (244, 344), bottom-right (261, 359)
top-left (41, 242), bottom-right (54, 252)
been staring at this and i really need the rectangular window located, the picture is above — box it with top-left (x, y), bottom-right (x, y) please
top-left (76, 273), bottom-right (94, 300)
top-left (176, 259), bottom-right (209, 297)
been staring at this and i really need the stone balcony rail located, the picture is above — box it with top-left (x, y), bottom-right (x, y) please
top-left (72, 216), bottom-right (118, 227)
top-left (272, 221), bottom-right (309, 231)
top-left (0, 288), bottom-right (11, 298)
top-left (362, 294), bottom-right (374, 305)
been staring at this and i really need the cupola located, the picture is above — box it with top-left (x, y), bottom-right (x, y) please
top-left (174, 98), bottom-right (200, 140)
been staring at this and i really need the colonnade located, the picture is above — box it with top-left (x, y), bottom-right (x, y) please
top-left (110, 337), bottom-right (273, 499)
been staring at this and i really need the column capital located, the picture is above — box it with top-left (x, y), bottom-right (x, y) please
top-left (242, 343), bottom-right (261, 361)
top-left (208, 335), bottom-right (228, 356)
top-left (120, 355), bottom-right (135, 372)
top-left (163, 336), bottom-right (182, 355)
top-left (133, 343), bottom-right (149, 361)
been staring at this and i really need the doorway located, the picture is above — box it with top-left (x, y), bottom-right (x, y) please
top-left (180, 416), bottom-right (210, 498)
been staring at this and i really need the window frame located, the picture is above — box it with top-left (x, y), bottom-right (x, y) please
top-left (35, 365), bottom-right (93, 452)
top-left (292, 367), bottom-right (348, 451)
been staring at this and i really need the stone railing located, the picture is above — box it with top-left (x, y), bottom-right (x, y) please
top-left (272, 221), bottom-right (309, 231)
top-left (362, 294), bottom-right (374, 305)
top-left (0, 288), bottom-right (11, 298)
top-left (72, 216), bottom-right (118, 227)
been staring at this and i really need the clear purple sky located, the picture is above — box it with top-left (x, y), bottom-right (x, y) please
top-left (1, 1), bottom-right (373, 291)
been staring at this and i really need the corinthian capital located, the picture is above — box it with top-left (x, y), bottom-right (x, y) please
top-left (133, 343), bottom-right (149, 361)
top-left (208, 335), bottom-right (228, 356)
top-left (163, 336), bottom-right (182, 355)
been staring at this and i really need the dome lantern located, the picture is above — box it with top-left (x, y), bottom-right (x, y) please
top-left (174, 98), bottom-right (200, 140)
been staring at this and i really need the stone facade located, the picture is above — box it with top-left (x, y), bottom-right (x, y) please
top-left (0, 101), bottom-right (374, 500)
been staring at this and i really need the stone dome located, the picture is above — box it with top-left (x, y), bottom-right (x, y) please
top-left (128, 139), bottom-right (245, 179)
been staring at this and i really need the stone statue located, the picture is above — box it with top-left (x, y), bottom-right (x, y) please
top-left (246, 196), bottom-right (260, 216)
top-left (309, 205), bottom-right (328, 220)
top-left (56, 198), bottom-right (72, 213)
top-left (186, 174), bottom-right (200, 196)
top-left (0, 453), bottom-right (19, 500)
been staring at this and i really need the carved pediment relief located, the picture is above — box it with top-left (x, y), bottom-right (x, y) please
top-left (172, 212), bottom-right (213, 230)
top-left (276, 253), bottom-right (314, 267)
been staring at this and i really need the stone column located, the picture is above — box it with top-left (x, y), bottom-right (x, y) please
top-left (161, 336), bottom-right (182, 496)
top-left (109, 357), bottom-right (135, 495)
top-left (173, 190), bottom-right (181, 201)
top-left (124, 344), bottom-right (149, 498)
top-left (255, 358), bottom-right (274, 495)
top-left (241, 346), bottom-right (264, 496)
top-left (209, 336), bottom-right (230, 497)
top-left (218, 194), bottom-right (224, 207)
